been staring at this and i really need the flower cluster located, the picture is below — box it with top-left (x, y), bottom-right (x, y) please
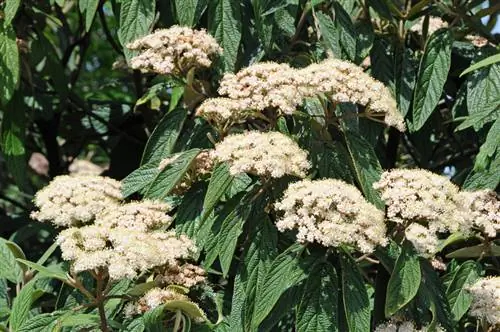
top-left (467, 277), bottom-right (500, 325)
top-left (218, 62), bottom-right (303, 115)
top-left (296, 59), bottom-right (405, 131)
top-left (127, 26), bottom-right (222, 76)
top-left (213, 131), bottom-right (310, 179)
top-left (374, 169), bottom-right (500, 256)
top-left (31, 175), bottom-right (122, 227)
top-left (68, 159), bottom-right (106, 176)
top-left (158, 150), bottom-right (215, 194)
top-left (159, 263), bottom-right (206, 288)
top-left (124, 287), bottom-right (196, 316)
top-left (196, 59), bottom-right (404, 131)
top-left (275, 179), bottom-right (387, 253)
top-left (375, 319), bottom-right (443, 332)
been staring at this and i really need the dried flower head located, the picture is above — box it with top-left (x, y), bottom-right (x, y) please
top-left (31, 175), bottom-right (122, 227)
top-left (297, 59), bottom-right (405, 131)
top-left (457, 190), bottom-right (499, 238)
top-left (58, 226), bottom-right (196, 280)
top-left (160, 263), bottom-right (206, 288)
top-left (96, 200), bottom-right (173, 232)
top-left (465, 35), bottom-right (489, 48)
top-left (213, 131), bottom-right (310, 178)
top-left (127, 26), bottom-right (222, 76)
top-left (373, 169), bottom-right (467, 233)
top-left (404, 224), bottom-right (439, 256)
top-left (218, 62), bottom-right (303, 115)
top-left (467, 277), bottom-right (500, 325)
top-left (195, 97), bottom-right (255, 127)
top-left (275, 179), bottom-right (387, 253)
top-left (410, 16), bottom-right (448, 36)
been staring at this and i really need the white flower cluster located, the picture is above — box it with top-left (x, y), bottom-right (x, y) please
top-left (457, 189), bottom-right (499, 238)
top-left (213, 131), bottom-right (310, 179)
top-left (410, 16), bottom-right (448, 36)
top-left (275, 179), bottom-right (387, 253)
top-left (296, 59), bottom-right (405, 131)
top-left (127, 26), bottom-right (222, 76)
top-left (68, 159), bottom-right (105, 176)
top-left (31, 175), bottom-right (122, 227)
top-left (374, 169), bottom-right (500, 256)
top-left (160, 263), bottom-right (206, 288)
top-left (467, 277), bottom-right (500, 325)
top-left (124, 287), bottom-right (190, 316)
top-left (196, 59), bottom-right (404, 131)
top-left (375, 319), bottom-right (443, 332)
top-left (158, 150), bottom-right (215, 194)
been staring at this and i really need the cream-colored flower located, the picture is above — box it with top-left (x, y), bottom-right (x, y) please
top-left (96, 200), bottom-right (173, 232)
top-left (375, 319), bottom-right (443, 332)
top-left (218, 62), bottom-right (303, 115)
top-left (68, 159), bottom-right (106, 176)
top-left (31, 175), bottom-right (122, 227)
top-left (373, 169), bottom-right (467, 233)
top-left (296, 59), bottom-right (405, 131)
top-left (125, 287), bottom-right (189, 316)
top-left (465, 35), bottom-right (489, 48)
top-left (195, 97), bottom-right (255, 127)
top-left (404, 224), bottom-right (439, 256)
top-left (127, 26), bottom-right (222, 75)
top-left (467, 277), bottom-right (500, 325)
top-left (410, 16), bottom-right (448, 36)
top-left (457, 190), bottom-right (499, 238)
top-left (160, 263), bottom-right (206, 288)
top-left (275, 179), bottom-right (387, 253)
top-left (213, 131), bottom-right (310, 178)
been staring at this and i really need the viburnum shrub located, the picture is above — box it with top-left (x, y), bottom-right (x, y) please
top-left (0, 1), bottom-right (499, 331)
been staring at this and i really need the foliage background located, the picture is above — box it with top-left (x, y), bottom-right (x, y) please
top-left (0, 0), bottom-right (499, 331)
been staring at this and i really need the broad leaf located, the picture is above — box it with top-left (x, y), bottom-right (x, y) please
top-left (385, 241), bottom-right (421, 316)
top-left (461, 53), bottom-right (500, 76)
top-left (17, 311), bottom-right (65, 332)
top-left (208, 0), bottom-right (241, 72)
top-left (0, 237), bottom-right (24, 283)
top-left (141, 107), bottom-right (188, 165)
top-left (473, 117), bottom-right (500, 171)
top-left (121, 162), bottom-right (160, 197)
top-left (175, 0), bottom-right (208, 27)
top-left (202, 163), bottom-right (234, 221)
top-left (118, 0), bottom-right (156, 60)
top-left (296, 263), bottom-right (339, 332)
top-left (333, 2), bottom-right (356, 60)
top-left (446, 261), bottom-right (481, 322)
top-left (80, 0), bottom-right (100, 31)
top-left (16, 259), bottom-right (69, 283)
top-left (9, 279), bottom-right (47, 331)
top-left (411, 29), bottom-right (452, 131)
top-left (4, 0), bottom-right (21, 27)
top-left (0, 24), bottom-right (19, 105)
top-left (314, 11), bottom-right (341, 58)
top-left (340, 252), bottom-right (370, 332)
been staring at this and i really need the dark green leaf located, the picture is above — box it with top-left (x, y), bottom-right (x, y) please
top-left (16, 259), bottom-right (69, 283)
top-left (473, 117), bottom-right (500, 171)
top-left (343, 130), bottom-right (384, 208)
top-left (411, 29), bottom-right (452, 131)
top-left (118, 0), bottom-right (156, 60)
top-left (0, 237), bottom-right (24, 283)
top-left (463, 152), bottom-right (500, 190)
top-left (314, 11), bottom-right (341, 58)
top-left (144, 149), bottom-right (200, 199)
top-left (80, 0), bottom-right (100, 31)
top-left (446, 261), bottom-right (481, 322)
top-left (202, 163), bottom-right (234, 220)
top-left (122, 162), bottom-right (160, 197)
top-left (175, 0), bottom-right (208, 26)
top-left (296, 263), bottom-right (339, 332)
top-left (461, 53), bottom-right (500, 76)
top-left (141, 108), bottom-right (188, 165)
top-left (143, 305), bottom-right (165, 332)
top-left (208, 0), bottom-right (242, 72)
top-left (4, 0), bottom-right (21, 27)
top-left (333, 2), bottom-right (356, 60)
top-left (0, 24), bottom-right (19, 105)
top-left (340, 252), bottom-right (370, 332)
top-left (385, 241), bottom-right (421, 316)
top-left (9, 279), bottom-right (47, 331)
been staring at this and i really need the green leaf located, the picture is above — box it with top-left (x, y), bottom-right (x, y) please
top-left (17, 311), bottom-right (65, 332)
top-left (0, 93), bottom-right (27, 189)
top-left (143, 305), bottom-right (165, 332)
top-left (175, 0), bottom-right (208, 26)
top-left (333, 2), bottom-right (356, 60)
top-left (473, 117), bottom-right (500, 171)
top-left (466, 62), bottom-right (500, 131)
top-left (461, 53), bottom-right (500, 77)
top-left (80, 0), bottom-right (100, 31)
top-left (118, 0), bottom-right (156, 60)
top-left (208, 0), bottom-right (242, 72)
top-left (4, 0), bottom-right (21, 26)
top-left (57, 313), bottom-right (101, 328)
top-left (296, 263), bottom-right (339, 332)
top-left (340, 252), bottom-right (370, 332)
top-left (16, 259), bottom-right (69, 283)
top-left (385, 241), bottom-right (421, 316)
top-left (9, 279), bottom-right (47, 331)
top-left (314, 11), bottom-right (341, 58)
top-left (446, 261), bottom-right (481, 322)
top-left (411, 29), bottom-right (452, 131)
top-left (128, 281), bottom-right (157, 296)
top-left (121, 162), bottom-right (160, 197)
top-left (229, 216), bottom-right (277, 331)
top-left (0, 237), bottom-right (24, 283)
top-left (144, 149), bottom-right (200, 199)
top-left (164, 300), bottom-right (207, 321)
top-left (202, 163), bottom-right (234, 221)
top-left (0, 24), bottom-right (19, 105)
top-left (395, 47), bottom-right (416, 117)
top-left (463, 151), bottom-right (500, 190)
top-left (252, 245), bottom-right (315, 329)
top-left (316, 143), bottom-right (355, 183)
top-left (343, 130), bottom-right (384, 208)
top-left (141, 107), bottom-right (188, 165)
